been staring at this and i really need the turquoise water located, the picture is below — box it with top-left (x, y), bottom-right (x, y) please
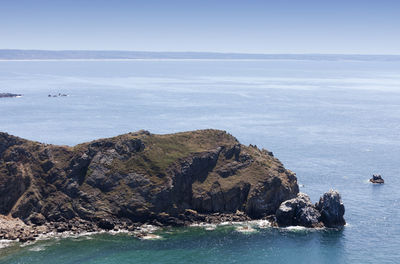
top-left (0, 59), bottom-right (400, 263)
top-left (0, 226), bottom-right (346, 264)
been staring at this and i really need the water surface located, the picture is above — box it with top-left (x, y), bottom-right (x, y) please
top-left (0, 59), bottom-right (399, 263)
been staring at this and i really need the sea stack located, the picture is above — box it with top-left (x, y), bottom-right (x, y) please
top-left (275, 190), bottom-right (345, 228)
top-left (370, 174), bottom-right (384, 184)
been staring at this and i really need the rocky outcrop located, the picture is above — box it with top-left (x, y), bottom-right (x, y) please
top-left (275, 193), bottom-right (322, 228)
top-left (276, 190), bottom-right (345, 228)
top-left (0, 129), bottom-right (299, 230)
top-left (370, 174), bottom-right (384, 184)
top-left (315, 190), bottom-right (346, 227)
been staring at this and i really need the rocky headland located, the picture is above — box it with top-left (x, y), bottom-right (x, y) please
top-left (0, 129), bottom-right (345, 242)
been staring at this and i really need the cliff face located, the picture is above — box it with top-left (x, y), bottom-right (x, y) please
top-left (0, 130), bottom-right (299, 225)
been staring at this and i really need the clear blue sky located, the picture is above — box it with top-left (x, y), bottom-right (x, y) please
top-left (1, 0), bottom-right (399, 54)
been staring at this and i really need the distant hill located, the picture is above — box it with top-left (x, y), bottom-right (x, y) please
top-left (0, 49), bottom-right (399, 61)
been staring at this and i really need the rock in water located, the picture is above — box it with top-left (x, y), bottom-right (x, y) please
top-left (315, 190), bottom-right (346, 227)
top-left (276, 190), bottom-right (346, 228)
top-left (370, 174), bottom-right (384, 184)
top-left (0, 93), bottom-right (22, 98)
top-left (276, 193), bottom-right (322, 228)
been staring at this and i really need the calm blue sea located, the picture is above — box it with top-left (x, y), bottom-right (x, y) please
top-left (0, 59), bottom-right (399, 263)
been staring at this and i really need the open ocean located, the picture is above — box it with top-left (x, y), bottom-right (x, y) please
top-left (0, 58), bottom-right (399, 263)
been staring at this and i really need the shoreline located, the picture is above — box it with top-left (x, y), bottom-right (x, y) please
top-left (0, 217), bottom-right (341, 250)
top-left (0, 212), bottom-right (257, 243)
top-left (0, 209), bottom-right (346, 249)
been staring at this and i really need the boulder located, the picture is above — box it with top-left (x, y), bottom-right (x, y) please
top-left (370, 174), bottom-right (384, 184)
top-left (97, 218), bottom-right (115, 230)
top-left (28, 213), bottom-right (46, 226)
top-left (275, 200), bottom-right (296, 226)
top-left (315, 190), bottom-right (345, 227)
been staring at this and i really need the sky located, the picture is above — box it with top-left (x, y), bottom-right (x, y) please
top-left (1, 0), bottom-right (399, 54)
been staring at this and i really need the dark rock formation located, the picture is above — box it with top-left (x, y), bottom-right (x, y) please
top-left (315, 190), bottom-right (346, 227)
top-left (276, 193), bottom-right (322, 228)
top-left (276, 190), bottom-right (345, 228)
top-left (370, 174), bottom-right (384, 184)
top-left (0, 93), bottom-right (22, 98)
top-left (0, 129), bottom-right (299, 229)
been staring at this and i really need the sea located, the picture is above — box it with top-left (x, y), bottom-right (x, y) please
top-left (0, 58), bottom-right (399, 263)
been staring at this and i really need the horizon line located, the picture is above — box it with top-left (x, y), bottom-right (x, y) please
top-left (1, 49), bottom-right (400, 57)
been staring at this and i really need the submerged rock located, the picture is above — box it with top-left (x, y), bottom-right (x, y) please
top-left (370, 174), bottom-right (384, 184)
top-left (315, 190), bottom-right (346, 227)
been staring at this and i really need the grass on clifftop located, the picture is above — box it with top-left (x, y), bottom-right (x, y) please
top-left (108, 130), bottom-right (239, 182)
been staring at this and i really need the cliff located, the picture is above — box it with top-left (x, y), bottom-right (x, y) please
top-left (0, 129), bottom-right (299, 228)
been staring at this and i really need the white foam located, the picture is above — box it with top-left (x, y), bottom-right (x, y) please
top-left (280, 225), bottom-right (325, 232)
top-left (204, 225), bottom-right (217, 231)
top-left (235, 225), bottom-right (257, 234)
top-left (218, 221), bottom-right (232, 226)
top-left (0, 240), bottom-right (14, 249)
top-left (139, 234), bottom-right (162, 240)
top-left (248, 219), bottom-right (272, 229)
top-left (135, 224), bottom-right (159, 234)
top-left (283, 226), bottom-right (308, 231)
top-left (28, 245), bottom-right (46, 252)
top-left (189, 222), bottom-right (217, 229)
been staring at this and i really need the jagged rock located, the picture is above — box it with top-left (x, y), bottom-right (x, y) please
top-left (156, 212), bottom-right (184, 226)
top-left (115, 138), bottom-right (145, 156)
top-left (315, 190), bottom-right (345, 227)
top-left (297, 206), bottom-right (322, 228)
top-left (0, 164), bottom-right (31, 215)
top-left (97, 218), bottom-right (115, 230)
top-left (246, 173), bottom-right (298, 218)
top-left (370, 174), bottom-right (384, 184)
top-left (276, 193), bottom-right (322, 227)
top-left (28, 213), bottom-right (46, 225)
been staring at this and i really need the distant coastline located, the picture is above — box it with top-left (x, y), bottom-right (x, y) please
top-left (0, 49), bottom-right (400, 61)
top-left (0, 93), bottom-right (22, 98)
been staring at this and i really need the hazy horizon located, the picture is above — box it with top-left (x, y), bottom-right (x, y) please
top-left (1, 0), bottom-right (399, 55)
top-left (1, 49), bottom-right (400, 56)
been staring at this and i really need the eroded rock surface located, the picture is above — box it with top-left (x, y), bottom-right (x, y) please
top-left (276, 190), bottom-right (345, 228)
top-left (276, 193), bottom-right (322, 228)
top-left (0, 129), bottom-right (299, 230)
top-left (315, 190), bottom-right (346, 227)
